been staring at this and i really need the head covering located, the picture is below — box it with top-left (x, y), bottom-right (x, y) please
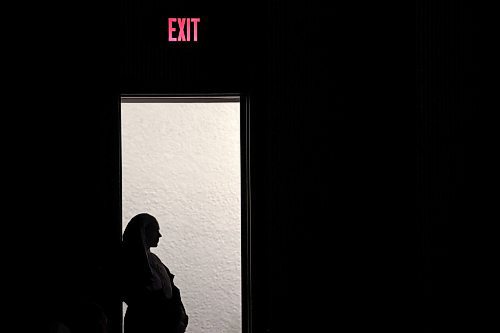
top-left (121, 213), bottom-right (158, 303)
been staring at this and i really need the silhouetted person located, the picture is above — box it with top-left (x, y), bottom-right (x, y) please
top-left (122, 213), bottom-right (188, 333)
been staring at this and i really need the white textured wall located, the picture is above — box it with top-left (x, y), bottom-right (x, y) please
top-left (121, 102), bottom-right (241, 333)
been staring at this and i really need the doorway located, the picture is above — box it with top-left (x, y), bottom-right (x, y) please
top-left (120, 95), bottom-right (249, 333)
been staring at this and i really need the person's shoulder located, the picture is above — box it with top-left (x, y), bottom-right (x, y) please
top-left (150, 253), bottom-right (169, 268)
top-left (149, 252), bottom-right (162, 263)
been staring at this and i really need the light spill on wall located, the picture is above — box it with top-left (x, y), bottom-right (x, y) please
top-left (121, 102), bottom-right (241, 333)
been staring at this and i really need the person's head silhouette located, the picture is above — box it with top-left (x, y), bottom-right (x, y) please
top-left (123, 213), bottom-right (162, 250)
top-left (144, 217), bottom-right (162, 248)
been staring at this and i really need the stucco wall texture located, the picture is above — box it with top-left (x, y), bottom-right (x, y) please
top-left (121, 102), bottom-right (241, 333)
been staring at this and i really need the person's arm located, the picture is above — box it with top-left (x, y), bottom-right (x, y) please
top-left (152, 256), bottom-right (172, 299)
top-left (171, 283), bottom-right (188, 326)
top-left (144, 274), bottom-right (163, 292)
top-left (162, 271), bottom-right (173, 299)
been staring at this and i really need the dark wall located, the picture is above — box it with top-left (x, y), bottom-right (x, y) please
top-left (21, 1), bottom-right (477, 332)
